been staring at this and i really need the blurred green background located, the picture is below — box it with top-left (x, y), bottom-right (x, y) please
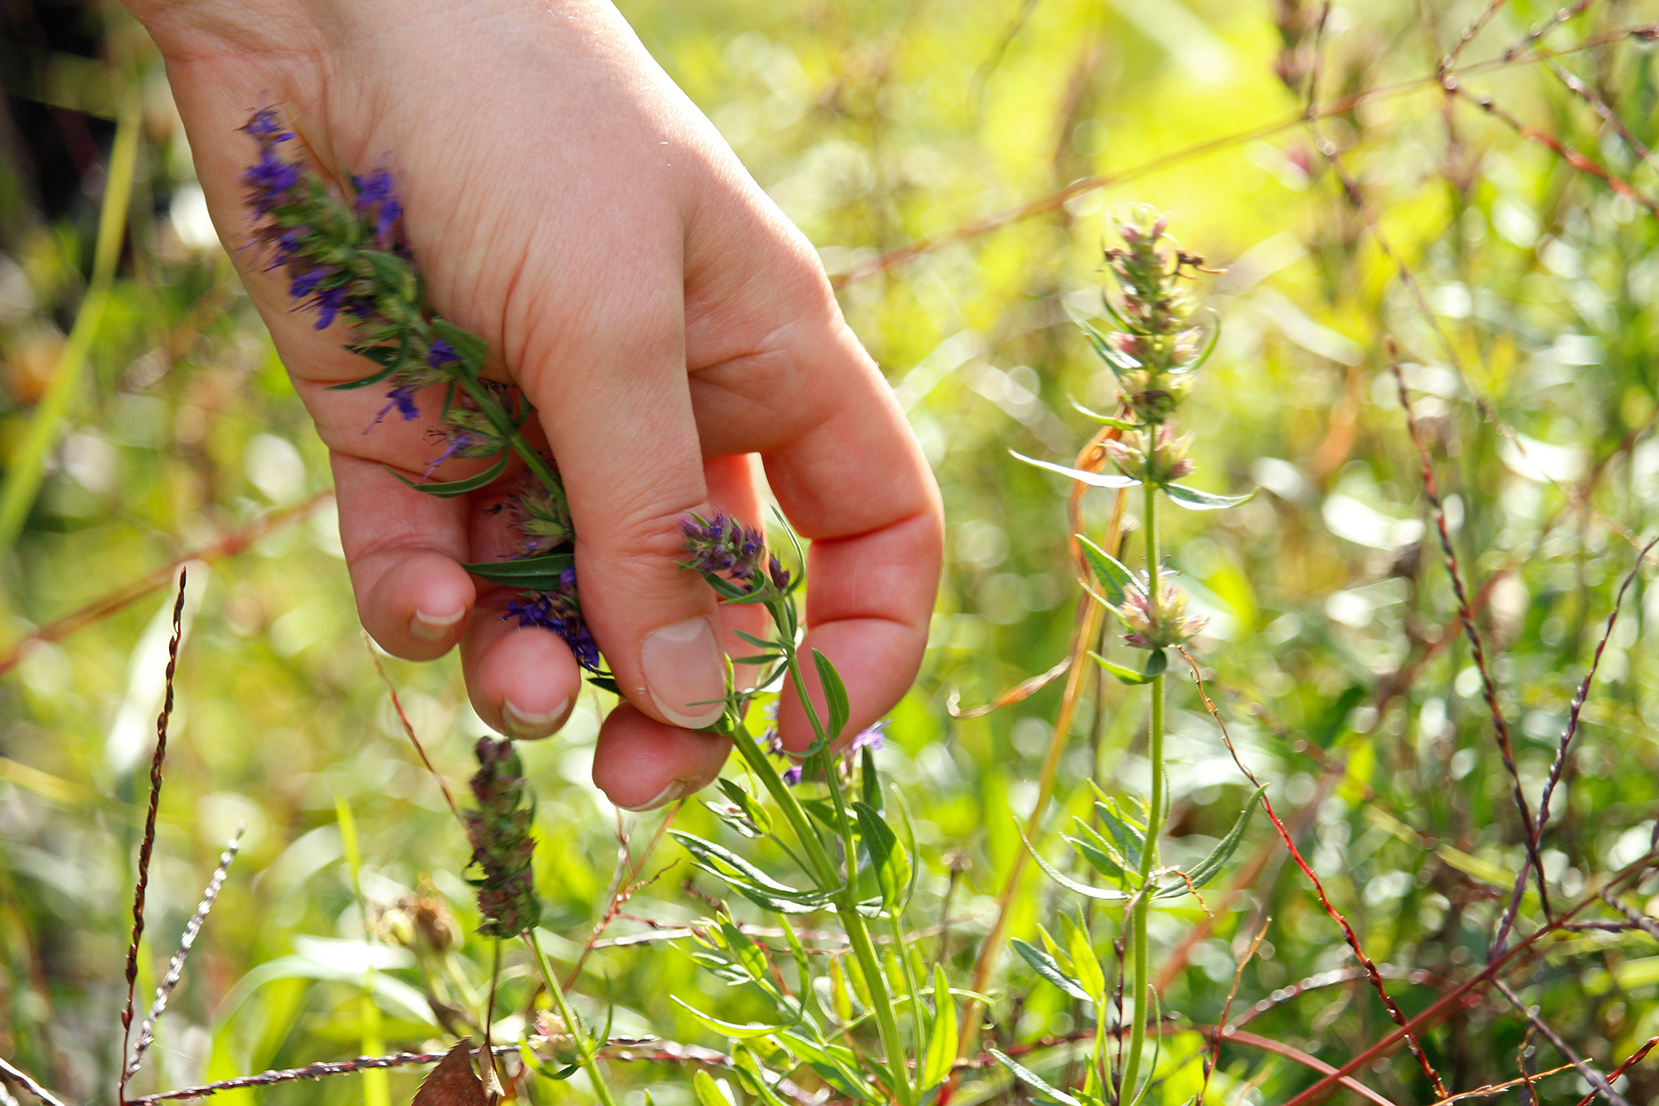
top-left (2, 0), bottom-right (1658, 1102)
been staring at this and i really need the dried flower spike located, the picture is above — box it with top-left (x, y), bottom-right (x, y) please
top-left (462, 737), bottom-right (540, 938)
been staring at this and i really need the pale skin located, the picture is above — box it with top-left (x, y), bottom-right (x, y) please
top-left (124, 0), bottom-right (943, 809)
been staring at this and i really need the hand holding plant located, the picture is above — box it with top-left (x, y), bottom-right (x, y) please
top-left (123, 0), bottom-right (943, 808)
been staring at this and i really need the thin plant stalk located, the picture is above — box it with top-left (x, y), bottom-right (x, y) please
top-left (1119, 477), bottom-right (1165, 1101)
top-left (525, 927), bottom-right (620, 1106)
top-left (724, 631), bottom-right (917, 1106)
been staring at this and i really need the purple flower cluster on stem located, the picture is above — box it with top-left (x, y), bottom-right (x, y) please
top-left (505, 567), bottom-right (600, 672)
top-left (681, 512), bottom-right (791, 597)
top-left (242, 108), bottom-right (601, 689)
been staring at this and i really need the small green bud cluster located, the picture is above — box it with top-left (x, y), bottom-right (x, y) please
top-left (1119, 574), bottom-right (1207, 650)
top-left (1103, 422), bottom-right (1195, 485)
top-left (1099, 207), bottom-right (1211, 429)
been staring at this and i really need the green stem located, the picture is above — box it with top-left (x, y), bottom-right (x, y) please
top-left (456, 376), bottom-right (570, 516)
top-left (524, 928), bottom-right (619, 1106)
top-left (888, 913), bottom-right (927, 1046)
top-left (733, 616), bottom-right (915, 1106)
top-left (726, 721), bottom-right (838, 887)
top-left (1120, 478), bottom-right (1166, 1102)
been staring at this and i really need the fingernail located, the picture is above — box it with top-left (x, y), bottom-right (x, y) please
top-left (502, 697), bottom-right (568, 740)
top-left (410, 607), bottom-right (465, 642)
top-left (620, 779), bottom-right (691, 813)
top-left (641, 616), bottom-right (726, 729)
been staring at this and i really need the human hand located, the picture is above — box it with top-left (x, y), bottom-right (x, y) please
top-left (127, 0), bottom-right (942, 809)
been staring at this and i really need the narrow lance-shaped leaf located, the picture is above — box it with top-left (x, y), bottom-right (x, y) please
top-left (1012, 938), bottom-right (1090, 1002)
top-left (989, 1048), bottom-right (1084, 1106)
top-left (1090, 652), bottom-right (1153, 686)
top-left (431, 318), bottom-right (489, 378)
top-left (1068, 397), bottom-right (1137, 430)
top-left (921, 963), bottom-right (957, 1091)
top-left (1171, 785), bottom-right (1266, 892)
top-left (1012, 451), bottom-right (1140, 489)
top-left (460, 552), bottom-right (575, 592)
top-left (672, 996), bottom-right (788, 1041)
top-left (1163, 483), bottom-right (1256, 511)
top-left (393, 452), bottom-right (509, 498)
top-left (1062, 913), bottom-right (1105, 1003)
top-left (852, 800), bottom-right (910, 913)
top-left (1065, 820), bottom-right (1126, 881)
top-left (1076, 536), bottom-right (1135, 607)
top-left (860, 744), bottom-right (881, 813)
top-left (694, 1069), bottom-right (734, 1106)
top-left (812, 649), bottom-right (850, 741)
top-left (1015, 817), bottom-right (1127, 901)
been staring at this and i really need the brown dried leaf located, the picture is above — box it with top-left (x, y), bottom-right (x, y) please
top-left (412, 1041), bottom-right (488, 1106)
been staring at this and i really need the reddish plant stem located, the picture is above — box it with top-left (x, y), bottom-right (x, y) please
top-left (1279, 855), bottom-right (1656, 1106)
top-left (0, 493), bottom-right (329, 678)
top-left (1389, 358), bottom-right (1552, 931)
top-left (1532, 537), bottom-right (1658, 840)
top-left (1454, 86), bottom-right (1659, 217)
top-left (118, 571), bottom-right (188, 1106)
top-left (1177, 648), bottom-right (1449, 1098)
top-left (1494, 978), bottom-right (1628, 1106)
top-left (1574, 1037), bottom-right (1659, 1106)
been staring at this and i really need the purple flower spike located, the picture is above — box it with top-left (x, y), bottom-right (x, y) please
top-left (505, 572), bottom-right (601, 672)
top-left (681, 511), bottom-right (787, 597)
top-left (782, 765), bottom-right (804, 787)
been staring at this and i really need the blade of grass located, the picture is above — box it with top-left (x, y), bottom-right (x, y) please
top-left (0, 92), bottom-right (141, 553)
top-left (335, 796), bottom-right (390, 1106)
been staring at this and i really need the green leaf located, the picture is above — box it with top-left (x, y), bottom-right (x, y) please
top-left (922, 963), bottom-right (957, 1090)
top-left (732, 628), bottom-right (779, 650)
top-left (670, 832), bottom-right (835, 914)
top-left (1095, 799), bottom-right (1146, 869)
top-left (1062, 913), bottom-right (1105, 1002)
top-left (718, 918), bottom-right (773, 986)
top-left (431, 317), bottom-right (488, 378)
top-left (777, 1033), bottom-right (879, 1102)
top-left (1068, 398), bottom-right (1136, 430)
top-left (728, 1045), bottom-right (792, 1106)
top-left (1075, 537), bottom-right (1135, 607)
top-left (1143, 649), bottom-right (1168, 678)
top-left (1012, 938), bottom-right (1090, 1002)
top-left (675, 996), bottom-right (787, 1041)
top-left (812, 650), bottom-right (850, 741)
top-left (1163, 483), bottom-right (1256, 511)
top-left (327, 360), bottom-right (400, 391)
top-left (694, 1070), bottom-right (734, 1106)
top-left (357, 248), bottom-right (415, 294)
top-left (391, 452), bottom-right (508, 498)
top-left (1173, 785), bottom-right (1265, 892)
top-left (860, 744), bottom-right (881, 812)
top-left (713, 779), bottom-right (773, 839)
top-left (988, 1048), bottom-right (1083, 1106)
top-left (460, 552), bottom-right (574, 592)
top-left (1064, 822), bottom-right (1125, 881)
top-left (1011, 451), bottom-right (1139, 489)
top-left (1089, 652), bottom-right (1153, 686)
top-left (1015, 817), bottom-right (1128, 901)
top-left (852, 800), bottom-right (909, 912)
